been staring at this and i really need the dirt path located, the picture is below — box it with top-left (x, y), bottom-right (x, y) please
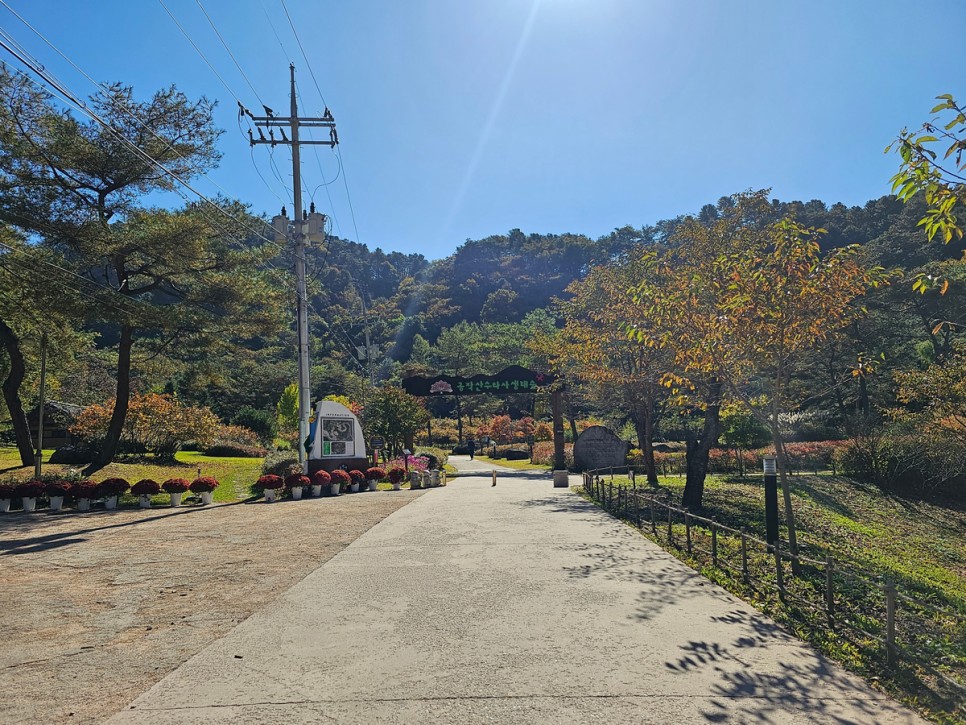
top-left (0, 490), bottom-right (424, 724)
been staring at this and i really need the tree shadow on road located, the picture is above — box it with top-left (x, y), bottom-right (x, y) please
top-left (666, 608), bottom-right (910, 724)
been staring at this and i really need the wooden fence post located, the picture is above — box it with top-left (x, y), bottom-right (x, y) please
top-left (711, 523), bottom-right (718, 568)
top-left (667, 504), bottom-right (673, 543)
top-left (825, 554), bottom-right (835, 625)
top-left (741, 533), bottom-right (749, 584)
top-left (884, 580), bottom-right (898, 667)
top-left (685, 512), bottom-right (692, 556)
top-left (635, 491), bottom-right (641, 528)
top-left (774, 545), bottom-right (785, 602)
top-left (649, 498), bottom-right (656, 535)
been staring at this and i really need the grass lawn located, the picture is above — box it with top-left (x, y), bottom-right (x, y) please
top-left (0, 447), bottom-right (264, 502)
top-left (584, 471), bottom-right (966, 723)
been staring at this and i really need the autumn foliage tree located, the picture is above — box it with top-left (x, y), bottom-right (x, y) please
top-left (72, 393), bottom-right (219, 459)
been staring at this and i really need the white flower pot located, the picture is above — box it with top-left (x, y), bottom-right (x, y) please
top-left (391, 482), bottom-right (401, 491)
top-left (291, 486), bottom-right (303, 500)
top-left (349, 482), bottom-right (359, 493)
top-left (104, 495), bottom-right (117, 510)
top-left (169, 492), bottom-right (183, 507)
top-left (367, 480), bottom-right (378, 492)
top-left (310, 484), bottom-right (322, 497)
top-left (22, 497), bottom-right (36, 512)
top-left (76, 498), bottom-right (90, 512)
top-left (329, 483), bottom-right (340, 496)
top-left (264, 488), bottom-right (277, 503)
top-left (138, 495), bottom-right (152, 509)
top-left (49, 495), bottom-right (64, 511)
top-left (200, 491), bottom-right (213, 505)
top-left (0, 499), bottom-right (10, 513)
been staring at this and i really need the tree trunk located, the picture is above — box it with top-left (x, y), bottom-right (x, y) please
top-left (455, 397), bottom-right (463, 444)
top-left (551, 388), bottom-right (566, 470)
top-left (681, 386), bottom-right (721, 511)
top-left (565, 393), bottom-right (579, 441)
top-left (771, 424), bottom-right (801, 574)
top-left (630, 398), bottom-right (658, 486)
top-left (87, 325), bottom-right (133, 473)
top-left (0, 319), bottom-right (35, 467)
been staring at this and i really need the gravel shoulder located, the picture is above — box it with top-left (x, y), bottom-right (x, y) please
top-left (0, 490), bottom-right (424, 725)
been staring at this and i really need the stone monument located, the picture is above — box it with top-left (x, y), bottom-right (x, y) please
top-left (573, 425), bottom-right (628, 472)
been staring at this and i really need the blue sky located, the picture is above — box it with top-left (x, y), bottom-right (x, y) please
top-left (2, 0), bottom-right (963, 259)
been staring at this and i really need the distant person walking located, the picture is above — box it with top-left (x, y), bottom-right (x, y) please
top-left (466, 438), bottom-right (475, 460)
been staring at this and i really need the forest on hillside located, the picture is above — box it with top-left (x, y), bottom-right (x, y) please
top-left (1, 66), bottom-right (964, 504)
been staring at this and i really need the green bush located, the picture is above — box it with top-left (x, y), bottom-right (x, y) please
top-left (206, 442), bottom-right (267, 458)
top-left (233, 406), bottom-right (277, 445)
top-left (261, 451), bottom-right (300, 477)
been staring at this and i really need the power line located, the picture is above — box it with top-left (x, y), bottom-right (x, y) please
top-left (156, 0), bottom-right (237, 102)
top-left (194, 0), bottom-right (266, 106)
top-left (279, 0), bottom-right (328, 109)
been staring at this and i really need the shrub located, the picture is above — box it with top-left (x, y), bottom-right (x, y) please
top-left (205, 442), bottom-right (267, 458)
top-left (254, 474), bottom-right (284, 491)
top-left (15, 479), bottom-right (45, 498)
top-left (46, 480), bottom-right (72, 496)
top-left (261, 452), bottom-right (300, 477)
top-left (97, 478), bottom-right (130, 496)
top-left (48, 445), bottom-right (94, 464)
top-left (284, 474), bottom-right (310, 489)
top-left (232, 406), bottom-right (277, 445)
top-left (189, 476), bottom-right (219, 493)
top-left (330, 470), bottom-right (351, 487)
top-left (72, 480), bottom-right (97, 498)
top-left (348, 469), bottom-right (365, 484)
top-left (504, 449), bottom-right (530, 461)
top-left (387, 467), bottom-right (406, 484)
top-left (311, 470), bottom-right (331, 486)
top-left (131, 479), bottom-right (161, 495)
top-left (366, 467), bottom-right (386, 481)
top-left (161, 478), bottom-right (190, 493)
top-left (531, 442), bottom-right (574, 469)
top-left (71, 393), bottom-right (220, 459)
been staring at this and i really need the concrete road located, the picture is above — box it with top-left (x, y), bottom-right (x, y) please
top-left (108, 457), bottom-right (924, 724)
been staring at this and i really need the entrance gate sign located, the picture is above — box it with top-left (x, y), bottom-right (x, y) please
top-left (401, 365), bottom-right (555, 397)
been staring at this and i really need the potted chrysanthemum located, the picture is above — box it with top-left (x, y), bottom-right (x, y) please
top-left (365, 467), bottom-right (386, 492)
top-left (189, 476), bottom-right (219, 505)
top-left (72, 480), bottom-right (97, 511)
top-left (329, 469), bottom-right (350, 495)
top-left (16, 479), bottom-right (45, 511)
top-left (387, 467), bottom-right (406, 491)
top-left (46, 480), bottom-right (72, 511)
top-left (285, 473), bottom-right (310, 500)
top-left (161, 478), bottom-right (190, 507)
top-left (254, 474), bottom-right (284, 502)
top-left (131, 479), bottom-right (161, 508)
top-left (348, 469), bottom-right (365, 493)
top-left (97, 478), bottom-right (129, 510)
top-left (0, 482), bottom-right (14, 513)
top-left (310, 469), bottom-right (330, 497)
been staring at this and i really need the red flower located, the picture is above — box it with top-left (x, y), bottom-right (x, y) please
top-left (284, 474), bottom-right (311, 489)
top-left (45, 480), bottom-right (72, 496)
top-left (131, 479), bottom-right (161, 495)
top-left (0, 483), bottom-right (15, 498)
top-left (311, 470), bottom-right (332, 486)
top-left (97, 478), bottom-right (130, 496)
top-left (161, 478), bottom-right (190, 493)
top-left (15, 479), bottom-right (46, 498)
top-left (348, 469), bottom-right (365, 483)
top-left (189, 476), bottom-right (220, 493)
top-left (255, 474), bottom-right (284, 491)
top-left (387, 467), bottom-right (406, 484)
top-left (365, 467), bottom-right (386, 481)
top-left (329, 469), bottom-right (351, 485)
top-left (72, 480), bottom-right (97, 498)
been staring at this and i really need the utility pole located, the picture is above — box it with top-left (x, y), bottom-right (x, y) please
top-left (247, 64), bottom-right (336, 473)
